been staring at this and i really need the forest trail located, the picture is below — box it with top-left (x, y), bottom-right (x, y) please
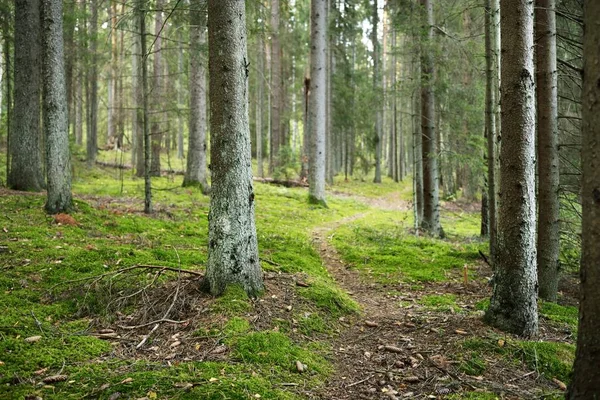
top-left (311, 192), bottom-right (567, 400)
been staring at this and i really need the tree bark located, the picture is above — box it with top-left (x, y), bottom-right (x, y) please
top-left (42, 0), bottom-right (73, 214)
top-left (308, 0), bottom-right (327, 206)
top-left (420, 0), bottom-right (442, 237)
top-left (269, 0), bottom-right (282, 173)
top-left (256, 31), bottom-right (264, 178)
top-left (183, 1), bottom-right (210, 194)
top-left (372, 0), bottom-right (382, 184)
top-left (87, 0), bottom-right (98, 167)
top-left (535, 0), bottom-right (560, 302)
top-left (177, 31), bottom-right (184, 160)
top-left (9, 0), bottom-right (44, 191)
top-left (204, 0), bottom-right (262, 296)
top-left (484, 0), bottom-right (538, 337)
top-left (150, 0), bottom-right (163, 176)
top-left (569, 0), bottom-right (600, 395)
top-left (483, 0), bottom-right (497, 249)
top-left (139, 0), bottom-right (152, 214)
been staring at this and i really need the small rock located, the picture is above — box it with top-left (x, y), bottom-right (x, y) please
top-left (108, 393), bottom-right (122, 400)
top-left (25, 336), bottom-right (42, 343)
top-left (404, 376), bottom-right (420, 383)
top-left (365, 320), bottom-right (379, 327)
top-left (295, 360), bottom-right (307, 373)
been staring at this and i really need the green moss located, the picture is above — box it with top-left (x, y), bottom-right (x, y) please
top-left (518, 341), bottom-right (574, 383)
top-left (420, 294), bottom-right (460, 312)
top-left (212, 285), bottom-right (252, 315)
top-left (458, 352), bottom-right (487, 376)
top-left (332, 212), bottom-right (484, 283)
top-left (475, 299), bottom-right (490, 311)
top-left (539, 301), bottom-right (578, 330)
top-left (297, 279), bottom-right (360, 317)
top-left (296, 313), bottom-right (333, 336)
top-left (233, 331), bottom-right (331, 376)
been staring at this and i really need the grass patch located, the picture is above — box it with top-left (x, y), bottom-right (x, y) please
top-left (420, 294), bottom-right (460, 312)
top-left (447, 392), bottom-right (499, 400)
top-left (332, 211), bottom-right (485, 283)
top-left (460, 337), bottom-right (574, 384)
top-left (539, 301), bottom-right (578, 330)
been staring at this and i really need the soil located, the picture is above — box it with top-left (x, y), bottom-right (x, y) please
top-left (68, 190), bottom-right (574, 400)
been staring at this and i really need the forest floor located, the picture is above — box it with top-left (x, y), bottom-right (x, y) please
top-left (0, 154), bottom-right (578, 400)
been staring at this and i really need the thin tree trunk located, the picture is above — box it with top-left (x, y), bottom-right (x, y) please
top-left (372, 0), bottom-right (382, 183)
top-left (535, 0), bottom-right (560, 302)
top-left (204, 0), bottom-right (262, 296)
top-left (256, 32), bottom-right (265, 178)
top-left (42, 0), bottom-right (72, 214)
top-left (301, 74), bottom-right (310, 181)
top-left (87, 0), bottom-right (98, 167)
top-left (484, 0), bottom-right (538, 337)
top-left (483, 0), bottom-right (497, 245)
top-left (569, 0), bottom-right (600, 395)
top-left (177, 31), bottom-right (184, 160)
top-left (140, 0), bottom-right (152, 213)
top-left (107, 0), bottom-right (117, 148)
top-left (420, 0), bottom-right (442, 237)
top-left (183, 1), bottom-right (209, 194)
top-left (269, 0), bottom-right (282, 173)
top-left (308, 0), bottom-right (327, 205)
top-left (9, 0), bottom-right (44, 191)
top-left (150, 0), bottom-right (163, 176)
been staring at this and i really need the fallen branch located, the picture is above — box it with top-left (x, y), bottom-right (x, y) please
top-left (346, 374), bottom-right (374, 388)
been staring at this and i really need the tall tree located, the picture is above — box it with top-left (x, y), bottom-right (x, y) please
top-left (133, 6), bottom-right (145, 177)
top-left (42, 0), bottom-right (72, 214)
top-left (256, 28), bottom-right (265, 178)
top-left (535, 0), bottom-right (560, 302)
top-left (569, 0), bottom-right (600, 395)
top-left (483, 0), bottom-right (497, 256)
top-left (308, 0), bottom-right (327, 206)
top-left (139, 0), bottom-right (152, 214)
top-left (269, 0), bottom-right (282, 173)
top-left (87, 0), bottom-right (98, 167)
top-left (372, 0), bottom-right (382, 183)
top-left (203, 0), bottom-right (262, 296)
top-left (8, 0), bottom-right (44, 191)
top-left (420, 0), bottom-right (442, 237)
top-left (183, 0), bottom-right (210, 194)
top-left (484, 0), bottom-right (538, 337)
top-left (150, 0), bottom-right (163, 176)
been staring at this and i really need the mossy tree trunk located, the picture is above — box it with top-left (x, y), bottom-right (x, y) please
top-left (183, 1), bottom-right (210, 194)
top-left (484, 0), bottom-right (538, 337)
top-left (308, 0), bottom-right (327, 206)
top-left (204, 0), bottom-right (263, 296)
top-left (568, 0), bottom-right (600, 396)
top-left (150, 0), bottom-right (163, 177)
top-left (42, 0), bottom-right (73, 214)
top-left (535, 0), bottom-right (560, 302)
top-left (9, 0), bottom-right (44, 192)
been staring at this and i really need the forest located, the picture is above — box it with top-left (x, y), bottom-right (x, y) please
top-left (0, 0), bottom-right (599, 398)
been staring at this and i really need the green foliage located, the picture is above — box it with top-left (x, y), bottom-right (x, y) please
top-left (447, 392), bottom-right (499, 400)
top-left (458, 352), bottom-right (487, 376)
top-left (212, 285), bottom-right (252, 315)
top-left (297, 279), bottom-right (360, 317)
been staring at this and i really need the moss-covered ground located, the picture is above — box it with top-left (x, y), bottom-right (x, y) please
top-left (0, 152), bottom-right (578, 399)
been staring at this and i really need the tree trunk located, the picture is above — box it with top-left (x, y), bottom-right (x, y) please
top-left (256, 31), bottom-right (264, 178)
top-left (484, 0), bottom-right (538, 337)
top-left (42, 0), bottom-right (73, 214)
top-left (413, 56), bottom-right (424, 228)
top-left (301, 74), bottom-right (310, 181)
top-left (483, 0), bottom-right (497, 248)
top-left (107, 0), bottom-right (117, 148)
top-left (269, 0), bottom-right (282, 173)
top-left (183, 1), bottom-right (210, 194)
top-left (139, 0), bottom-right (152, 213)
top-left (150, 0), bottom-right (163, 176)
top-left (569, 0), bottom-right (600, 395)
top-left (204, 0), bottom-right (262, 296)
top-left (308, 0), bottom-right (327, 206)
top-left (87, 0), bottom-right (98, 167)
top-left (372, 0), bottom-right (382, 184)
top-left (420, 0), bottom-right (442, 237)
top-left (177, 31), bottom-right (184, 160)
top-left (535, 0), bottom-right (560, 302)
top-left (9, 0), bottom-right (44, 191)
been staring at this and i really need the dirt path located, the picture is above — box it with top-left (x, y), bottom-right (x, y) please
top-left (311, 193), bottom-right (563, 400)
